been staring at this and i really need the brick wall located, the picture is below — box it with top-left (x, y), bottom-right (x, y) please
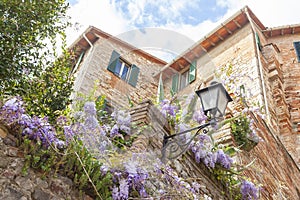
top-left (260, 33), bottom-right (300, 166)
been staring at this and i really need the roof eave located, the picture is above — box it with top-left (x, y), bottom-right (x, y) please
top-left (68, 26), bottom-right (167, 65)
top-left (154, 6), bottom-right (266, 79)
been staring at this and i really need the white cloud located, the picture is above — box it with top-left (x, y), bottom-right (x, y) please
top-left (66, 0), bottom-right (300, 60)
top-left (66, 0), bottom-right (132, 45)
top-left (216, 0), bottom-right (300, 27)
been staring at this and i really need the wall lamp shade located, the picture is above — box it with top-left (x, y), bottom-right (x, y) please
top-left (196, 82), bottom-right (232, 119)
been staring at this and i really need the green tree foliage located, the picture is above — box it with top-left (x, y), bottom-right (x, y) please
top-left (0, 0), bottom-right (74, 122)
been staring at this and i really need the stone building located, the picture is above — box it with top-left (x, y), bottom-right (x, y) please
top-left (69, 6), bottom-right (300, 199)
top-left (69, 26), bottom-right (166, 108)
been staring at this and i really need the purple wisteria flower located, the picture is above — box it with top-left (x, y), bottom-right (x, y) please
top-left (0, 97), bottom-right (25, 124)
top-left (110, 109), bottom-right (131, 136)
top-left (203, 152), bottom-right (217, 168)
top-left (110, 124), bottom-right (120, 137)
top-left (84, 115), bottom-right (100, 130)
top-left (215, 149), bottom-right (233, 170)
top-left (191, 134), bottom-right (233, 169)
top-left (54, 140), bottom-right (65, 149)
top-left (123, 154), bottom-right (149, 198)
top-left (193, 110), bottom-right (207, 124)
top-left (0, 98), bottom-right (62, 147)
top-left (240, 180), bottom-right (259, 200)
top-left (160, 99), bottom-right (177, 118)
top-left (112, 179), bottom-right (129, 200)
top-left (191, 134), bottom-right (212, 159)
top-left (83, 101), bottom-right (97, 116)
top-left (20, 116), bottom-right (58, 147)
top-left (100, 164), bottom-right (109, 175)
top-left (82, 102), bottom-right (101, 131)
top-left (63, 125), bottom-right (75, 145)
top-left (56, 115), bottom-right (68, 126)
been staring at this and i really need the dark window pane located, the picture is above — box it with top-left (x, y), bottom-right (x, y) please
top-left (294, 41), bottom-right (300, 62)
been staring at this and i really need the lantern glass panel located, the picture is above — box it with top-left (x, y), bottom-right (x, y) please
top-left (198, 87), bottom-right (218, 112)
top-left (216, 88), bottom-right (229, 117)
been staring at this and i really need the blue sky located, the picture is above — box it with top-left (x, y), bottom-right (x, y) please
top-left (66, 0), bottom-right (300, 61)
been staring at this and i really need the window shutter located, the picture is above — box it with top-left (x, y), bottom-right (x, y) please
top-left (128, 64), bottom-right (140, 87)
top-left (171, 73), bottom-right (179, 95)
top-left (293, 41), bottom-right (300, 62)
top-left (107, 50), bottom-right (120, 73)
top-left (189, 60), bottom-right (196, 83)
top-left (72, 51), bottom-right (85, 73)
top-left (255, 32), bottom-right (262, 51)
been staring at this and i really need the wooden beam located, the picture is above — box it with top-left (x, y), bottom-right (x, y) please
top-left (215, 32), bottom-right (224, 41)
top-left (205, 36), bottom-right (216, 46)
top-left (200, 44), bottom-right (208, 53)
top-left (182, 56), bottom-right (192, 64)
top-left (292, 27), bottom-right (295, 34)
top-left (221, 23), bottom-right (232, 34)
top-left (178, 63), bottom-right (185, 69)
top-left (233, 19), bottom-right (242, 28)
top-left (190, 49), bottom-right (199, 58)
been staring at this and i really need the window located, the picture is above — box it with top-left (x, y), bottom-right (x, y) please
top-left (115, 59), bottom-right (130, 80)
top-left (293, 41), bottom-right (300, 62)
top-left (180, 70), bottom-right (189, 90)
top-left (171, 60), bottom-right (196, 94)
top-left (107, 50), bottom-right (140, 87)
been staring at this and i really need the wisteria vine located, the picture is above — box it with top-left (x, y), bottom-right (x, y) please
top-left (0, 95), bottom-right (260, 199)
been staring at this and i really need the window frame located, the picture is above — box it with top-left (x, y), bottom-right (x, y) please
top-left (171, 60), bottom-right (197, 93)
top-left (107, 50), bottom-right (140, 87)
top-left (115, 58), bottom-right (131, 81)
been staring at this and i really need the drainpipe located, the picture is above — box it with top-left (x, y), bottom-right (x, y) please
top-left (72, 32), bottom-right (95, 97)
top-left (245, 7), bottom-right (270, 121)
top-left (83, 33), bottom-right (93, 47)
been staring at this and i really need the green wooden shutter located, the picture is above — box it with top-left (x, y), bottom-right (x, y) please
top-left (189, 60), bottom-right (196, 83)
top-left (157, 73), bottom-right (164, 103)
top-left (128, 64), bottom-right (140, 87)
top-left (171, 73), bottom-right (179, 95)
top-left (293, 41), bottom-right (300, 62)
top-left (255, 32), bottom-right (262, 51)
top-left (107, 50), bottom-right (120, 73)
top-left (72, 51), bottom-right (85, 73)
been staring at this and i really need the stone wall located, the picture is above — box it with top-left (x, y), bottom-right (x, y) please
top-left (130, 101), bottom-right (300, 199)
top-left (1, 99), bottom-right (300, 199)
top-left (129, 101), bottom-right (231, 199)
top-left (0, 137), bottom-right (92, 200)
top-left (73, 35), bottom-right (165, 108)
top-left (163, 24), bottom-right (264, 114)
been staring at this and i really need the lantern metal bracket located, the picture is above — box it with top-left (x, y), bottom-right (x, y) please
top-left (161, 82), bottom-right (232, 162)
top-left (161, 119), bottom-right (216, 162)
